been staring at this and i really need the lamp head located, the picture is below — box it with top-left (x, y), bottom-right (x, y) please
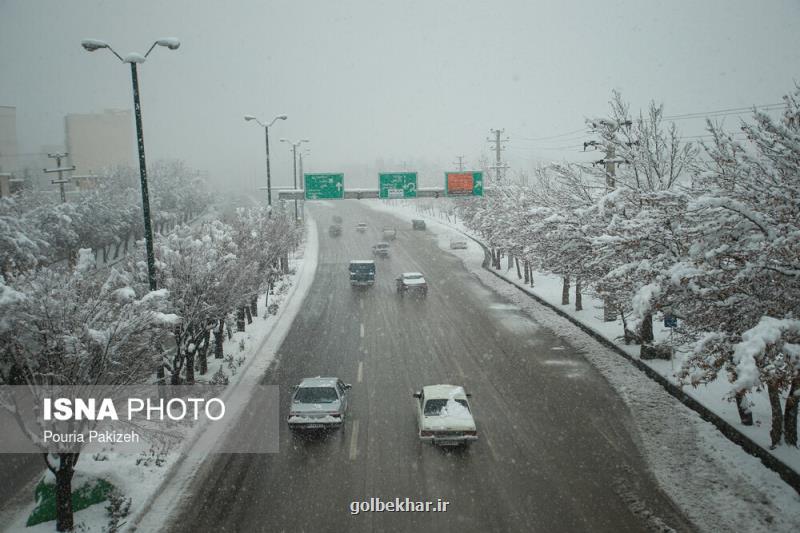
top-left (156, 38), bottom-right (181, 50)
top-left (81, 39), bottom-right (109, 52)
top-left (244, 115), bottom-right (256, 121)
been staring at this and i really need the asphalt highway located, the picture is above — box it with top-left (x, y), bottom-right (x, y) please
top-left (165, 200), bottom-right (694, 533)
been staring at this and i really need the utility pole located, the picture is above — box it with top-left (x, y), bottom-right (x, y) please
top-left (453, 155), bottom-right (465, 171)
top-left (584, 119), bottom-right (635, 321)
top-left (487, 129), bottom-right (509, 183)
top-left (44, 152), bottom-right (76, 203)
top-left (291, 144), bottom-right (298, 221)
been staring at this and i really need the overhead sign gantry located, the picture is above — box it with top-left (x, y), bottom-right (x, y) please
top-left (278, 171), bottom-right (486, 201)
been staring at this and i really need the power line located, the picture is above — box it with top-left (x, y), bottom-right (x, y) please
top-left (663, 102), bottom-right (783, 121)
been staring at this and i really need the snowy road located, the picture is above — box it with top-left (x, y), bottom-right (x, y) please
top-left (164, 201), bottom-right (693, 532)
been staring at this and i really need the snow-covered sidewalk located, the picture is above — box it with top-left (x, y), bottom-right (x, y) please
top-left (2, 216), bottom-right (319, 533)
top-left (365, 199), bottom-right (800, 532)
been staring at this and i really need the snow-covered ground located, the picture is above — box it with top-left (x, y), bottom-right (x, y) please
top-left (1, 217), bottom-right (319, 533)
top-left (365, 199), bottom-right (800, 532)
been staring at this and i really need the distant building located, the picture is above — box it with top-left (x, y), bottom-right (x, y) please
top-left (65, 109), bottom-right (135, 176)
top-left (0, 106), bottom-right (18, 177)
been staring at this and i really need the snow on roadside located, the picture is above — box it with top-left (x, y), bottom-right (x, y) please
top-left (364, 199), bottom-right (800, 533)
top-left (1, 217), bottom-right (319, 533)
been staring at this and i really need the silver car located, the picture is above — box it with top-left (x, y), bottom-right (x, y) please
top-left (288, 377), bottom-right (352, 431)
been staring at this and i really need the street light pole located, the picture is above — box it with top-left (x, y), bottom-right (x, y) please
top-left (129, 61), bottom-right (157, 290)
top-left (245, 114), bottom-right (287, 207)
top-left (264, 126), bottom-right (272, 206)
top-left (82, 37), bottom-right (180, 291)
top-left (280, 138), bottom-right (310, 222)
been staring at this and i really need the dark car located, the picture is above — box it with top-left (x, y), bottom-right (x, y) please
top-left (329, 224), bottom-right (342, 236)
top-left (412, 219), bottom-right (426, 230)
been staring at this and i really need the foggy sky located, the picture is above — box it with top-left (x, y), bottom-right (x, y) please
top-left (2, 0), bottom-right (799, 191)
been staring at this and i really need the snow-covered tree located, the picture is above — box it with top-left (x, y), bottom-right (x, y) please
top-left (587, 93), bottom-right (698, 346)
top-left (672, 88), bottom-right (800, 446)
top-left (0, 249), bottom-right (176, 531)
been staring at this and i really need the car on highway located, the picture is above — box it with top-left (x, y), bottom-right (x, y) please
top-left (356, 222), bottom-right (368, 232)
top-left (329, 224), bottom-right (342, 237)
top-left (372, 242), bottom-right (390, 257)
top-left (382, 226), bottom-right (397, 240)
top-left (449, 238), bottom-right (467, 249)
top-left (412, 219), bottom-right (426, 230)
top-left (396, 272), bottom-right (428, 297)
top-left (413, 385), bottom-right (477, 446)
top-left (288, 377), bottom-right (352, 431)
top-left (333, 215), bottom-right (343, 224)
top-left (349, 260), bottom-right (376, 286)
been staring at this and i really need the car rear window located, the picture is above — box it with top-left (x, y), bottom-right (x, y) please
top-left (424, 398), bottom-right (469, 416)
top-left (294, 387), bottom-right (338, 403)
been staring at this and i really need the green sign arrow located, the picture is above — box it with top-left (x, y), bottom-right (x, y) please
top-left (304, 173), bottom-right (344, 200)
top-left (379, 172), bottom-right (417, 199)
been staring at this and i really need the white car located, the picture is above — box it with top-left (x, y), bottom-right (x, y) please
top-left (396, 272), bottom-right (428, 297)
top-left (413, 385), bottom-right (477, 446)
top-left (449, 238), bottom-right (468, 250)
top-left (288, 377), bottom-right (351, 431)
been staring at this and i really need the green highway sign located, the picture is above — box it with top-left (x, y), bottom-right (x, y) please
top-left (379, 172), bottom-right (417, 199)
top-left (445, 171), bottom-right (483, 197)
top-left (304, 173), bottom-right (344, 200)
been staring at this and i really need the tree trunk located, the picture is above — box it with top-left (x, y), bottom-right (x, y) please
top-left (245, 304), bottom-right (253, 325)
top-left (561, 275), bottom-right (570, 305)
top-left (250, 294), bottom-right (258, 317)
top-left (768, 381), bottom-right (784, 448)
top-left (186, 343), bottom-right (195, 385)
top-left (639, 313), bottom-right (654, 344)
top-left (226, 321), bottom-right (233, 340)
top-left (199, 329), bottom-right (210, 375)
top-left (784, 376), bottom-right (799, 446)
top-left (215, 318), bottom-right (225, 359)
top-left (735, 390), bottom-right (754, 426)
top-left (523, 260), bottom-right (530, 284)
top-left (237, 308), bottom-right (246, 332)
top-left (156, 362), bottom-right (165, 385)
top-left (101, 245), bottom-right (108, 264)
top-left (171, 343), bottom-right (182, 385)
top-left (515, 257), bottom-right (522, 279)
top-left (575, 277), bottom-right (583, 311)
top-left (51, 453), bottom-right (78, 532)
top-left (123, 233), bottom-right (130, 255)
top-left (507, 253), bottom-right (512, 270)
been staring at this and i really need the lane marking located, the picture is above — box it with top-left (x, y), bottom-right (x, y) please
top-left (482, 432), bottom-right (500, 462)
top-left (357, 361), bottom-right (363, 383)
top-left (349, 420), bottom-right (360, 460)
top-left (360, 323), bottom-right (365, 338)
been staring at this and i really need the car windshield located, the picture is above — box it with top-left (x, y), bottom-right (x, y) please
top-left (350, 263), bottom-right (374, 273)
top-left (294, 387), bottom-right (338, 403)
top-left (404, 274), bottom-right (423, 280)
top-left (424, 398), bottom-right (469, 416)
